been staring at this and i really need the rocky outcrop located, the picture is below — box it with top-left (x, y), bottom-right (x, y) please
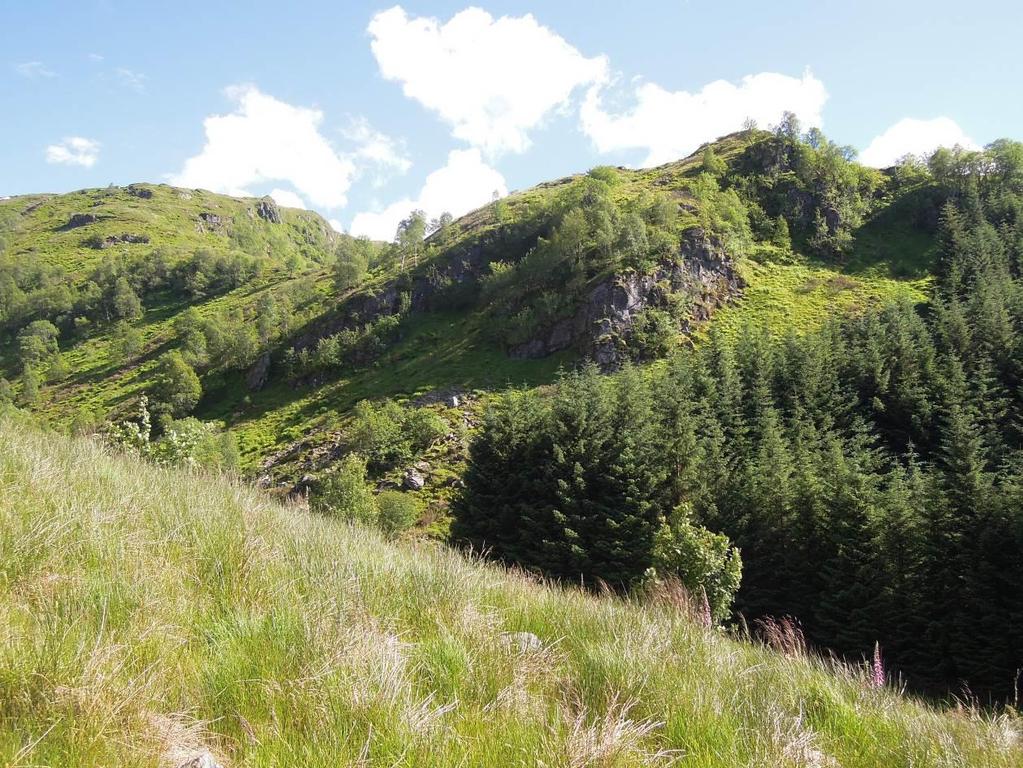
top-left (282, 224), bottom-right (739, 373)
top-left (126, 184), bottom-right (154, 199)
top-left (256, 197), bottom-right (282, 223)
top-left (508, 229), bottom-right (743, 368)
top-left (62, 212), bottom-right (97, 229)
top-left (196, 212), bottom-right (226, 233)
top-left (83, 232), bottom-right (151, 249)
top-left (246, 351), bottom-right (271, 391)
top-left (403, 467), bottom-right (426, 491)
top-left (289, 229), bottom-right (532, 355)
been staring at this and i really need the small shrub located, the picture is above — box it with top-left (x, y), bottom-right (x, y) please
top-left (645, 504), bottom-right (742, 623)
top-left (375, 490), bottom-right (421, 538)
top-left (311, 453), bottom-right (376, 525)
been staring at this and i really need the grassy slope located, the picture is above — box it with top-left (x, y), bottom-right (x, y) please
top-left (0, 184), bottom-right (342, 425)
top-left (0, 413), bottom-right (1018, 767)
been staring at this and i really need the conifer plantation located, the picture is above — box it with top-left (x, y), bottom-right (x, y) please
top-left (455, 141), bottom-right (1023, 701)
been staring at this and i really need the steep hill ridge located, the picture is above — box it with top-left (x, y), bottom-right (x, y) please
top-left (1, 129), bottom-right (933, 486)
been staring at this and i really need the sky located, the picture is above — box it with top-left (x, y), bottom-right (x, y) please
top-left (1, 0), bottom-right (1020, 240)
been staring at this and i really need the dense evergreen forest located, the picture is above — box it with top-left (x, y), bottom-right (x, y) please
top-left (454, 138), bottom-right (1023, 702)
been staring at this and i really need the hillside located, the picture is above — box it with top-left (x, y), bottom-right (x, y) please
top-left (7, 129), bottom-right (1022, 703)
top-left (0, 411), bottom-right (1019, 766)
top-left (0, 183), bottom-right (343, 433)
top-left (0, 129), bottom-right (932, 490)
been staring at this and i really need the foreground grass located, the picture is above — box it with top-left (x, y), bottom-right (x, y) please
top-left (0, 414), bottom-right (1019, 766)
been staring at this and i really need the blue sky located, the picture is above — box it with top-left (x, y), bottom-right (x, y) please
top-left (1, 1), bottom-right (1020, 239)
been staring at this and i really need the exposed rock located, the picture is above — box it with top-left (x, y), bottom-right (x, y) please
top-left (177, 753), bottom-right (222, 768)
top-left (126, 184), bottom-right (154, 199)
top-left (500, 631), bottom-right (543, 652)
top-left (288, 228), bottom-right (533, 355)
top-left (246, 352), bottom-right (271, 391)
top-left (508, 228), bottom-right (744, 369)
top-left (413, 388), bottom-right (467, 408)
top-left (403, 468), bottom-right (426, 491)
top-left (63, 212), bottom-right (97, 229)
top-left (413, 460), bottom-right (431, 472)
top-left (197, 212), bottom-right (225, 232)
top-left (256, 197), bottom-right (282, 224)
top-left (85, 233), bottom-right (151, 249)
top-left (508, 338), bottom-right (546, 360)
top-left (291, 473), bottom-right (316, 496)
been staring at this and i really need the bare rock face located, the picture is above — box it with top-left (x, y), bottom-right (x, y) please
top-left (246, 351), bottom-right (271, 391)
top-left (256, 197), bottom-right (282, 224)
top-left (83, 232), bottom-right (151, 249)
top-left (197, 212), bottom-right (225, 232)
top-left (126, 184), bottom-right (154, 199)
top-left (508, 229), bottom-right (743, 368)
top-left (403, 467), bottom-right (426, 491)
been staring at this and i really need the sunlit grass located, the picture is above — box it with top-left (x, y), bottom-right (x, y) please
top-left (0, 412), bottom-right (1018, 766)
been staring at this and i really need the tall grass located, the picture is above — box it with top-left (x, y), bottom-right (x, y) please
top-left (0, 412), bottom-right (1018, 766)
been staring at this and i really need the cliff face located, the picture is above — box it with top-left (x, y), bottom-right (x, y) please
top-left (508, 229), bottom-right (744, 368)
top-left (287, 227), bottom-right (742, 373)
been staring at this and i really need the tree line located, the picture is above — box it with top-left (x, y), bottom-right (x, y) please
top-left (453, 138), bottom-right (1023, 701)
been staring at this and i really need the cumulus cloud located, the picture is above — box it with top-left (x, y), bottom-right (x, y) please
top-left (351, 148), bottom-right (506, 240)
top-left (45, 137), bottom-right (100, 167)
top-left (269, 188), bottom-right (306, 209)
top-left (169, 85), bottom-right (356, 208)
top-left (343, 116), bottom-right (411, 184)
top-left (581, 70), bottom-right (828, 166)
top-left (15, 61), bottom-right (55, 78)
top-left (859, 117), bottom-right (979, 167)
top-left (368, 5), bottom-right (608, 155)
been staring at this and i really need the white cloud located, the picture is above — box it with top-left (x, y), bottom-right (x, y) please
top-left (328, 218), bottom-right (345, 233)
top-left (45, 137), bottom-right (100, 167)
top-left (859, 117), bottom-right (979, 168)
top-left (351, 148), bottom-right (506, 240)
top-left (169, 85), bottom-right (356, 209)
top-left (581, 70), bottom-right (828, 166)
top-left (88, 53), bottom-right (105, 62)
top-left (368, 5), bottom-right (608, 155)
top-left (342, 116), bottom-right (411, 185)
top-left (115, 68), bottom-right (147, 93)
top-left (15, 61), bottom-right (55, 78)
top-left (269, 188), bottom-right (306, 209)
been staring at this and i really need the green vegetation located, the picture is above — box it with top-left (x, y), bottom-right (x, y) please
top-left (0, 414), bottom-right (1018, 766)
top-left (452, 139), bottom-right (1023, 701)
top-left (4, 129), bottom-right (1023, 706)
top-left (452, 364), bottom-right (743, 619)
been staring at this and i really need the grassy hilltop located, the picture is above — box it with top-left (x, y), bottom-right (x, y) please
top-left (0, 412), bottom-right (1019, 767)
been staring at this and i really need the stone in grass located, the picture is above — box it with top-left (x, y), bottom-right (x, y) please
top-left (500, 631), bottom-right (543, 653)
top-left (177, 753), bottom-right (222, 768)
